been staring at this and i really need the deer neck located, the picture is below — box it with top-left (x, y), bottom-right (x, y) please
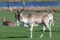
top-left (2, 18), bottom-right (6, 22)
top-left (20, 16), bottom-right (28, 23)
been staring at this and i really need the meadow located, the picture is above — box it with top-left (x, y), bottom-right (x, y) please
top-left (0, 10), bottom-right (60, 40)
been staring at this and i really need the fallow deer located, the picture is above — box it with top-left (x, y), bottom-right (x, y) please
top-left (2, 17), bottom-right (16, 26)
top-left (19, 11), bottom-right (54, 38)
top-left (14, 1), bottom-right (54, 38)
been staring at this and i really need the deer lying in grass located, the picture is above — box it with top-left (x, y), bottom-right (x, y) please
top-left (2, 17), bottom-right (16, 26)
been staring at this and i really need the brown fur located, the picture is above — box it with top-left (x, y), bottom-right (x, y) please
top-left (2, 17), bottom-right (16, 26)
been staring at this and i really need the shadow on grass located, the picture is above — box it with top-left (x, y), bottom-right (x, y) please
top-left (35, 30), bottom-right (60, 32)
top-left (0, 36), bottom-right (29, 39)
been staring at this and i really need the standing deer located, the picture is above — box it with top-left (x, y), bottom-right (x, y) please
top-left (14, 1), bottom-right (54, 38)
top-left (19, 11), bottom-right (54, 38)
top-left (7, 5), bottom-right (13, 12)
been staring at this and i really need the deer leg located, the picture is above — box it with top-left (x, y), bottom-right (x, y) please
top-left (16, 20), bottom-right (19, 26)
top-left (51, 19), bottom-right (54, 26)
top-left (40, 25), bottom-right (46, 38)
top-left (49, 20), bottom-right (52, 27)
top-left (24, 24), bottom-right (29, 27)
top-left (46, 23), bottom-right (52, 38)
top-left (29, 24), bottom-right (34, 38)
top-left (50, 19), bottom-right (54, 27)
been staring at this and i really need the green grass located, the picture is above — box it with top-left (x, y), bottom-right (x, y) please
top-left (0, 10), bottom-right (60, 40)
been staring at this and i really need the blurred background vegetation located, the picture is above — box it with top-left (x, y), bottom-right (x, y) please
top-left (0, 0), bottom-right (60, 2)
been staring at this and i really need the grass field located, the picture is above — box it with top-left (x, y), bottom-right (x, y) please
top-left (0, 10), bottom-right (60, 40)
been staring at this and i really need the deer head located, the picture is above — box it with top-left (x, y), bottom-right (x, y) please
top-left (16, 1), bottom-right (25, 21)
top-left (2, 17), bottom-right (6, 22)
